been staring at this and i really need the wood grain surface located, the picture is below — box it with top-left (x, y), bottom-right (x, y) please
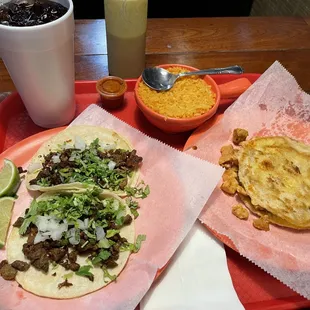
top-left (1, 17), bottom-right (310, 92)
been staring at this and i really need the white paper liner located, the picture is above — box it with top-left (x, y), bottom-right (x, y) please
top-left (186, 61), bottom-right (310, 299)
top-left (0, 105), bottom-right (224, 310)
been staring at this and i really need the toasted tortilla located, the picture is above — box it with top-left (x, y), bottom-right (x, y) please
top-left (6, 191), bottom-right (135, 299)
top-left (239, 194), bottom-right (304, 230)
top-left (237, 136), bottom-right (310, 229)
top-left (25, 125), bottom-right (140, 196)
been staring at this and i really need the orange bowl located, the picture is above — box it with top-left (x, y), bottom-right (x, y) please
top-left (134, 64), bottom-right (221, 133)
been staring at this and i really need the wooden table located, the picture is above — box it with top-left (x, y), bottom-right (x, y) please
top-left (1, 17), bottom-right (310, 309)
top-left (1, 17), bottom-right (310, 93)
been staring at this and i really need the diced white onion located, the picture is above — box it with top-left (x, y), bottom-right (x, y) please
top-left (50, 230), bottom-right (64, 241)
top-left (51, 155), bottom-right (61, 164)
top-left (34, 232), bottom-right (49, 244)
top-left (74, 136), bottom-right (86, 151)
top-left (60, 221), bottom-right (68, 232)
top-left (116, 209), bottom-right (126, 220)
top-left (28, 162), bottom-right (42, 173)
top-left (84, 218), bottom-right (89, 229)
top-left (64, 143), bottom-right (73, 150)
top-left (69, 154), bottom-right (76, 161)
top-left (100, 142), bottom-right (116, 150)
top-left (112, 199), bottom-right (119, 211)
top-left (68, 228), bottom-right (80, 245)
top-left (77, 218), bottom-right (89, 230)
top-left (95, 226), bottom-right (106, 241)
top-left (35, 215), bottom-right (68, 242)
top-left (108, 161), bottom-right (116, 171)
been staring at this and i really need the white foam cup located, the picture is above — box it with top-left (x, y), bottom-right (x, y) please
top-left (0, 0), bottom-right (76, 128)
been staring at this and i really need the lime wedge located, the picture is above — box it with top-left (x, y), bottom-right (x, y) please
top-left (0, 159), bottom-right (20, 197)
top-left (0, 197), bottom-right (15, 248)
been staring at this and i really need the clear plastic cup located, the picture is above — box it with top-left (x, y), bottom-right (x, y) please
top-left (0, 0), bottom-right (76, 128)
top-left (104, 0), bottom-right (148, 79)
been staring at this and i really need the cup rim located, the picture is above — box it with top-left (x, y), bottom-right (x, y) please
top-left (0, 0), bottom-right (73, 31)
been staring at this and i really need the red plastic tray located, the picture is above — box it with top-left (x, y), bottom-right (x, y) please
top-left (0, 76), bottom-right (309, 310)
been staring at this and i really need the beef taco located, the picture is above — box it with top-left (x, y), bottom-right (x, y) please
top-left (25, 125), bottom-right (142, 196)
top-left (3, 189), bottom-right (143, 299)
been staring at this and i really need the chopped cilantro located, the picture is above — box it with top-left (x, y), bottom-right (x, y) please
top-left (19, 199), bottom-right (39, 235)
top-left (102, 267), bottom-right (116, 283)
top-left (63, 272), bottom-right (73, 280)
top-left (98, 238), bottom-right (110, 249)
top-left (125, 182), bottom-right (150, 199)
top-left (106, 229), bottom-right (120, 238)
top-left (75, 265), bottom-right (94, 279)
top-left (120, 234), bottom-right (146, 253)
top-left (126, 197), bottom-right (140, 219)
top-left (92, 250), bottom-right (111, 266)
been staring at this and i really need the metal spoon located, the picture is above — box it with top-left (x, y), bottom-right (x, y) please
top-left (142, 65), bottom-right (244, 91)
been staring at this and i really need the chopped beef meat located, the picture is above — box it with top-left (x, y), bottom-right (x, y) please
top-left (58, 279), bottom-right (73, 289)
top-left (99, 149), bottom-right (142, 170)
top-left (24, 246), bottom-right (47, 263)
top-left (22, 243), bottom-right (32, 256)
top-left (59, 260), bottom-right (80, 272)
top-left (13, 217), bottom-right (24, 228)
top-left (119, 179), bottom-right (127, 190)
top-left (49, 248), bottom-right (67, 263)
top-left (68, 262), bottom-right (80, 272)
top-left (49, 240), bottom-right (63, 248)
top-left (59, 259), bottom-right (70, 270)
top-left (110, 245), bottom-right (120, 258)
top-left (85, 274), bottom-right (94, 282)
top-left (112, 243), bottom-right (120, 253)
top-left (20, 222), bottom-right (35, 236)
top-left (123, 214), bottom-right (132, 226)
top-left (35, 167), bottom-right (51, 179)
top-left (44, 152), bottom-right (58, 163)
top-left (18, 167), bottom-right (27, 174)
top-left (103, 259), bottom-right (118, 269)
top-left (49, 173), bottom-right (63, 185)
top-left (0, 264), bottom-right (17, 280)
top-left (75, 240), bottom-right (98, 253)
top-left (27, 226), bottom-right (38, 244)
top-left (126, 150), bottom-right (143, 169)
top-left (110, 234), bottom-right (121, 242)
top-left (68, 250), bottom-right (77, 263)
top-left (11, 260), bottom-right (30, 271)
top-left (0, 260), bottom-right (8, 270)
top-left (120, 237), bottom-right (128, 243)
top-left (32, 254), bottom-right (49, 273)
top-left (80, 231), bottom-right (88, 240)
top-left (107, 221), bottom-right (117, 229)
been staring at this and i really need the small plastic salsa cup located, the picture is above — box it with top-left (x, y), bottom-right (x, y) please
top-left (96, 76), bottom-right (127, 109)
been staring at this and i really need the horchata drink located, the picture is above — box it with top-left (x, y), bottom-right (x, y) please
top-left (104, 0), bottom-right (148, 79)
top-left (0, 0), bottom-right (75, 128)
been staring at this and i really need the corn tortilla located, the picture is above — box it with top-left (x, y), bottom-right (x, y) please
top-left (6, 191), bottom-right (135, 299)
